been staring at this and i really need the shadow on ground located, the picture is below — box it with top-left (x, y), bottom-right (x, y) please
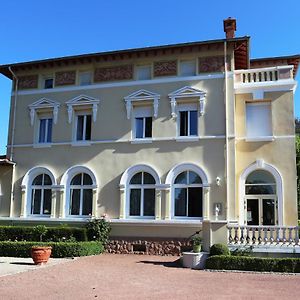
top-left (10, 262), bottom-right (35, 266)
top-left (137, 258), bottom-right (182, 268)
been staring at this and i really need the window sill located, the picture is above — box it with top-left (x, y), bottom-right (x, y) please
top-left (33, 143), bottom-right (52, 148)
top-left (245, 136), bottom-right (275, 142)
top-left (176, 136), bottom-right (199, 142)
top-left (131, 138), bottom-right (153, 144)
top-left (71, 141), bottom-right (92, 147)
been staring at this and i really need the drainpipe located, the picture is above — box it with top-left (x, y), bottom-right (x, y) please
top-left (224, 41), bottom-right (230, 222)
top-left (8, 67), bottom-right (18, 217)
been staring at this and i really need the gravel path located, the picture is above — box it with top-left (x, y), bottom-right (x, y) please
top-left (0, 254), bottom-right (299, 299)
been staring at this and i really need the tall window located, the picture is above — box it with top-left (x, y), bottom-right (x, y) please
top-left (31, 174), bottom-right (52, 215)
top-left (38, 118), bottom-right (53, 143)
top-left (133, 107), bottom-right (152, 139)
top-left (69, 173), bottom-right (93, 216)
top-left (179, 110), bottom-right (198, 136)
top-left (174, 170), bottom-right (202, 218)
top-left (246, 102), bottom-right (272, 138)
top-left (129, 172), bottom-right (156, 217)
top-left (76, 114), bottom-right (92, 141)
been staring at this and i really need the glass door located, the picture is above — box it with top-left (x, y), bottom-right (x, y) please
top-left (262, 198), bottom-right (275, 225)
top-left (246, 199), bottom-right (259, 225)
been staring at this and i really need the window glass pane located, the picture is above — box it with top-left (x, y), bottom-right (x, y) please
top-left (43, 189), bottom-right (52, 215)
top-left (245, 185), bottom-right (275, 195)
top-left (70, 189), bottom-right (80, 215)
top-left (43, 174), bottom-right (52, 185)
top-left (180, 60), bottom-right (196, 76)
top-left (47, 119), bottom-right (53, 143)
top-left (32, 174), bottom-right (43, 185)
top-left (137, 65), bottom-right (151, 80)
top-left (135, 118), bottom-right (144, 138)
top-left (188, 187), bottom-right (202, 217)
top-left (130, 172), bottom-right (142, 184)
top-left (71, 174), bottom-right (82, 185)
top-left (189, 171), bottom-right (202, 184)
top-left (189, 111), bottom-right (198, 136)
top-left (44, 78), bottom-right (53, 89)
top-left (246, 170), bottom-right (275, 184)
top-left (31, 189), bottom-right (41, 214)
top-left (145, 117), bottom-right (152, 138)
top-left (180, 111), bottom-right (188, 136)
top-left (143, 172), bottom-right (155, 184)
top-left (79, 72), bottom-right (92, 86)
top-left (39, 119), bottom-right (46, 143)
top-left (130, 189), bottom-right (141, 216)
top-left (247, 199), bottom-right (259, 225)
top-left (83, 173), bottom-right (93, 185)
top-left (175, 188), bottom-right (187, 216)
top-left (263, 199), bottom-right (275, 225)
top-left (82, 189), bottom-right (93, 215)
top-left (174, 172), bottom-right (187, 184)
top-left (76, 116), bottom-right (84, 141)
top-left (144, 189), bottom-right (155, 216)
top-left (85, 115), bottom-right (92, 140)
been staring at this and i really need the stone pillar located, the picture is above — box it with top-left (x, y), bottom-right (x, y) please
top-left (50, 190), bottom-right (56, 218)
top-left (164, 189), bottom-right (171, 220)
top-left (20, 187), bottom-right (26, 217)
top-left (59, 190), bottom-right (65, 218)
top-left (119, 187), bottom-right (126, 219)
top-left (203, 187), bottom-right (210, 220)
top-left (155, 190), bottom-right (161, 220)
top-left (92, 189), bottom-right (97, 218)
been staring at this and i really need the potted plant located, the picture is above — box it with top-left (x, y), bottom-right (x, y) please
top-left (192, 235), bottom-right (202, 253)
top-left (31, 225), bottom-right (52, 265)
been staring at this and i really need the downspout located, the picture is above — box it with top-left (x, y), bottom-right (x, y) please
top-left (8, 67), bottom-right (18, 218)
top-left (224, 41), bottom-right (230, 222)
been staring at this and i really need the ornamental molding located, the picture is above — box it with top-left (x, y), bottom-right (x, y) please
top-left (124, 89), bottom-right (160, 119)
top-left (28, 97), bottom-right (60, 126)
top-left (65, 95), bottom-right (100, 123)
top-left (168, 86), bottom-right (206, 118)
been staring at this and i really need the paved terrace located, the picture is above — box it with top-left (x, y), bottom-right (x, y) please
top-left (0, 254), bottom-right (300, 299)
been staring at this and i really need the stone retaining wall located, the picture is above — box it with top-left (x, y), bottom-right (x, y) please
top-left (105, 237), bottom-right (192, 256)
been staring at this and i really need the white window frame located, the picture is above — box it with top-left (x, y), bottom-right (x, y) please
top-left (75, 113), bottom-right (92, 142)
top-left (79, 71), bottom-right (93, 86)
top-left (132, 106), bottom-right (153, 141)
top-left (176, 104), bottom-right (198, 138)
top-left (136, 65), bottom-right (152, 80)
top-left (38, 117), bottom-right (53, 144)
top-left (42, 75), bottom-right (54, 89)
top-left (179, 60), bottom-right (196, 77)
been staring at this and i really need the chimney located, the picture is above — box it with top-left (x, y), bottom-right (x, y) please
top-left (223, 17), bottom-right (236, 39)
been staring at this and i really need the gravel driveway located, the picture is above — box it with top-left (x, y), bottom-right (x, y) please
top-left (0, 254), bottom-right (299, 299)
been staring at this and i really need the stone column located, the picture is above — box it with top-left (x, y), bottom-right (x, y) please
top-left (164, 189), bottom-right (171, 220)
top-left (50, 190), bottom-right (56, 218)
top-left (155, 190), bottom-right (161, 220)
top-left (119, 186), bottom-right (126, 219)
top-left (20, 187), bottom-right (26, 217)
top-left (92, 189), bottom-right (97, 218)
top-left (203, 186), bottom-right (210, 220)
top-left (59, 190), bottom-right (65, 218)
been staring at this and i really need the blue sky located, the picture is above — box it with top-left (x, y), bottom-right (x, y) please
top-left (0, 0), bottom-right (299, 154)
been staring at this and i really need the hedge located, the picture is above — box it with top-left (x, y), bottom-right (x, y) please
top-left (210, 244), bottom-right (230, 256)
top-left (0, 241), bottom-right (103, 258)
top-left (0, 226), bottom-right (88, 242)
top-left (205, 255), bottom-right (300, 273)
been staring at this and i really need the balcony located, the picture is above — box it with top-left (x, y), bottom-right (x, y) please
top-left (234, 65), bottom-right (296, 94)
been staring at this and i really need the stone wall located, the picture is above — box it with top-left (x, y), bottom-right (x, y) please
top-left (105, 237), bottom-right (192, 256)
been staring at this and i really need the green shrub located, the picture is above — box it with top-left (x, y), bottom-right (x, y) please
top-left (0, 241), bottom-right (103, 258)
top-left (0, 226), bottom-right (88, 242)
top-left (210, 244), bottom-right (230, 256)
top-left (85, 218), bottom-right (111, 245)
top-left (205, 255), bottom-right (300, 273)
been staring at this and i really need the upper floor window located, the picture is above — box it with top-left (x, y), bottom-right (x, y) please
top-left (177, 104), bottom-right (198, 137)
top-left (129, 172), bottom-right (156, 217)
top-left (136, 65), bottom-right (152, 80)
top-left (79, 71), bottom-right (92, 86)
top-left (180, 60), bottom-right (196, 76)
top-left (133, 107), bottom-right (152, 139)
top-left (31, 173), bottom-right (52, 215)
top-left (246, 102), bottom-right (272, 140)
top-left (39, 118), bottom-right (53, 143)
top-left (76, 114), bottom-right (92, 141)
top-left (44, 76), bottom-right (54, 89)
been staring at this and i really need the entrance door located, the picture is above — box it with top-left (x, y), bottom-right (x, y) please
top-left (246, 197), bottom-right (276, 225)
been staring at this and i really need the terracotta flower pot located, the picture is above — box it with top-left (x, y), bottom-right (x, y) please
top-left (31, 246), bottom-right (52, 265)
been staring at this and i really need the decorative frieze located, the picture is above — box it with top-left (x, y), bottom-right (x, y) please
top-left (94, 65), bottom-right (133, 82)
top-left (18, 75), bottom-right (38, 90)
top-left (154, 60), bottom-right (177, 77)
top-left (199, 56), bottom-right (230, 73)
top-left (55, 71), bottom-right (76, 86)
top-left (106, 238), bottom-right (192, 256)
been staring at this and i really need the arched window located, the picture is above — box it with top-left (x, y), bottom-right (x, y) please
top-left (173, 170), bottom-right (203, 218)
top-left (245, 170), bottom-right (277, 225)
top-left (69, 173), bottom-right (93, 216)
top-left (129, 172), bottom-right (156, 217)
top-left (31, 174), bottom-right (52, 215)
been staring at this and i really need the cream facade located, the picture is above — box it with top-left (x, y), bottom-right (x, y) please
top-left (0, 19), bottom-right (299, 249)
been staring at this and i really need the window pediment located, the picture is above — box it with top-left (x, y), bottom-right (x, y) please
top-left (124, 89), bottom-right (160, 119)
top-left (28, 98), bottom-right (60, 126)
top-left (168, 86), bottom-right (206, 118)
top-left (66, 95), bottom-right (100, 123)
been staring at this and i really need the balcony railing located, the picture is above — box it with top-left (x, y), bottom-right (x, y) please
top-left (227, 224), bottom-right (300, 246)
top-left (234, 65), bottom-right (294, 84)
